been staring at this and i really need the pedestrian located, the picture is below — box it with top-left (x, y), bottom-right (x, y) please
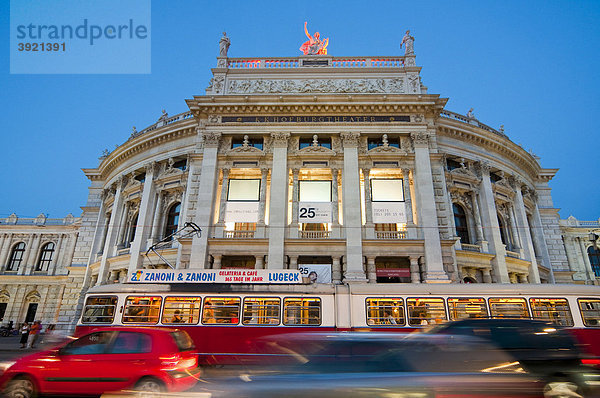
top-left (19, 322), bottom-right (30, 348)
top-left (28, 320), bottom-right (41, 348)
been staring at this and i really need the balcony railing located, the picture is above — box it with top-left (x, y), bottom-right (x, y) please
top-left (440, 110), bottom-right (506, 138)
top-left (225, 230), bottom-right (255, 239)
top-left (506, 250), bottom-right (520, 259)
top-left (375, 231), bottom-right (407, 239)
top-left (226, 56), bottom-right (406, 70)
top-left (300, 230), bottom-right (331, 239)
top-left (460, 243), bottom-right (481, 253)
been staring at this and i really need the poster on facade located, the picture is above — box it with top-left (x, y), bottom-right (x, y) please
top-left (225, 202), bottom-right (259, 223)
top-left (298, 264), bottom-right (332, 283)
top-left (128, 269), bottom-right (303, 284)
top-left (371, 202), bottom-right (407, 223)
top-left (298, 202), bottom-right (332, 223)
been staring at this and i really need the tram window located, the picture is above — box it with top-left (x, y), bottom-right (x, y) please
top-left (283, 298), bottom-right (321, 325)
top-left (447, 298), bottom-right (488, 321)
top-left (81, 296), bottom-right (117, 324)
top-left (578, 299), bottom-right (600, 327)
top-left (242, 297), bottom-right (281, 325)
top-left (488, 298), bottom-right (529, 319)
top-left (162, 297), bottom-right (202, 324)
top-left (407, 298), bottom-right (447, 326)
top-left (366, 298), bottom-right (405, 326)
top-left (202, 297), bottom-right (240, 325)
top-left (529, 298), bottom-right (574, 326)
top-left (123, 296), bottom-right (162, 324)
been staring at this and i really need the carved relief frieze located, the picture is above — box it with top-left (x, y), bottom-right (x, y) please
top-left (450, 190), bottom-right (473, 212)
top-left (287, 136), bottom-right (300, 155)
top-left (227, 78), bottom-right (407, 95)
top-left (207, 115), bottom-right (222, 124)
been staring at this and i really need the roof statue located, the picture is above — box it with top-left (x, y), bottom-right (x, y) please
top-left (401, 30), bottom-right (414, 55)
top-left (219, 32), bottom-right (231, 57)
top-left (466, 108), bottom-right (475, 119)
top-left (300, 22), bottom-right (329, 55)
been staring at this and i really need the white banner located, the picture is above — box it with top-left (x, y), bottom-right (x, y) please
top-left (372, 202), bottom-right (407, 223)
top-left (298, 202), bottom-right (332, 223)
top-left (298, 264), bottom-right (332, 284)
top-left (225, 202), bottom-right (259, 223)
top-left (129, 269), bottom-right (302, 284)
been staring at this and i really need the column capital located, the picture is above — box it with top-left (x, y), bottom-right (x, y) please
top-left (202, 132), bottom-right (222, 148)
top-left (270, 132), bottom-right (290, 147)
top-left (410, 132), bottom-right (430, 148)
top-left (340, 132), bottom-right (360, 147)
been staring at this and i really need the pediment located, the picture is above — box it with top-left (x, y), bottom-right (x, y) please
top-left (226, 146), bottom-right (265, 156)
top-left (298, 145), bottom-right (336, 156)
top-left (368, 145), bottom-right (407, 155)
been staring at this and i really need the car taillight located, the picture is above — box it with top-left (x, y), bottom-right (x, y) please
top-left (582, 358), bottom-right (600, 367)
top-left (160, 355), bottom-right (197, 371)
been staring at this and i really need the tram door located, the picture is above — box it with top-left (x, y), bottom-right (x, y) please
top-left (25, 303), bottom-right (38, 323)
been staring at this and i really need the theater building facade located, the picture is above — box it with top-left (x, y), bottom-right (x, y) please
top-left (0, 40), bottom-right (598, 329)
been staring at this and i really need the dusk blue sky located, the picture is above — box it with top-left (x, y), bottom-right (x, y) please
top-left (1, 1), bottom-right (599, 221)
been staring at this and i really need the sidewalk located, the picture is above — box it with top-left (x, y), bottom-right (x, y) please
top-left (0, 335), bottom-right (66, 352)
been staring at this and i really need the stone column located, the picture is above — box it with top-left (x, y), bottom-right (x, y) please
top-left (366, 256), bottom-right (376, 283)
top-left (518, 274), bottom-right (528, 283)
top-left (409, 256), bottom-right (421, 283)
top-left (332, 256), bottom-right (342, 284)
top-left (531, 203), bottom-right (555, 283)
top-left (190, 132), bottom-right (222, 269)
top-left (508, 205), bottom-right (521, 252)
top-left (255, 255), bottom-right (264, 270)
top-left (363, 168), bottom-right (375, 239)
top-left (128, 162), bottom-right (158, 274)
top-left (212, 254), bottom-right (222, 269)
top-left (149, 192), bottom-right (164, 245)
top-left (513, 183), bottom-right (540, 283)
top-left (116, 202), bottom-right (130, 248)
top-left (267, 132), bottom-right (290, 269)
top-left (411, 132), bottom-right (447, 282)
top-left (257, 167), bottom-right (269, 238)
top-left (469, 191), bottom-right (486, 248)
top-left (340, 132), bottom-right (367, 282)
top-left (0, 233), bottom-right (14, 272)
top-left (215, 167), bottom-right (230, 238)
top-left (482, 269), bottom-right (493, 283)
top-left (402, 168), bottom-right (416, 239)
top-left (475, 162), bottom-right (509, 283)
top-left (289, 255), bottom-right (298, 270)
top-left (96, 177), bottom-right (126, 285)
top-left (331, 169), bottom-right (341, 238)
top-left (578, 237), bottom-right (596, 282)
top-left (290, 168), bottom-right (300, 238)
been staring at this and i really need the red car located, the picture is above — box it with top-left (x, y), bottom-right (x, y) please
top-left (0, 327), bottom-right (201, 397)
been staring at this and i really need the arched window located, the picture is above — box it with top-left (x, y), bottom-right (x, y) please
top-left (36, 242), bottom-right (55, 271)
top-left (453, 203), bottom-right (470, 244)
top-left (497, 214), bottom-right (511, 249)
top-left (7, 242), bottom-right (25, 271)
top-left (164, 202), bottom-right (181, 240)
top-left (127, 213), bottom-right (139, 245)
top-left (588, 246), bottom-right (600, 278)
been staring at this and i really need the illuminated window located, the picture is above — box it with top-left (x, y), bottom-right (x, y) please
top-left (578, 299), bottom-right (600, 327)
top-left (370, 179), bottom-right (404, 202)
top-left (242, 297), bottom-right (281, 325)
top-left (529, 298), bottom-right (573, 326)
top-left (366, 298), bottom-right (405, 326)
top-left (298, 181), bottom-right (332, 202)
top-left (81, 296), bottom-right (118, 324)
top-left (7, 242), bottom-right (25, 271)
top-left (447, 298), bottom-right (488, 321)
top-left (202, 297), bottom-right (240, 324)
top-left (407, 298), bottom-right (447, 326)
top-left (36, 242), bottom-right (55, 271)
top-left (488, 298), bottom-right (529, 319)
top-left (162, 297), bottom-right (202, 324)
top-left (283, 298), bottom-right (321, 325)
top-left (123, 296), bottom-right (162, 324)
top-left (227, 179), bottom-right (260, 201)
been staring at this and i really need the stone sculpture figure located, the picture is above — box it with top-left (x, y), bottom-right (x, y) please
top-left (300, 22), bottom-right (329, 55)
top-left (401, 30), bottom-right (414, 55)
top-left (219, 32), bottom-right (231, 57)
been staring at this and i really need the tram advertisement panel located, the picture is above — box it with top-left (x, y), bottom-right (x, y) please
top-left (129, 269), bottom-right (303, 284)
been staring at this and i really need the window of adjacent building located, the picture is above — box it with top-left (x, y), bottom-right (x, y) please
top-left (368, 136), bottom-right (400, 150)
top-left (227, 179), bottom-right (260, 201)
top-left (453, 204), bottom-right (470, 244)
top-left (81, 296), bottom-right (118, 324)
top-left (164, 203), bottom-right (181, 240)
top-left (242, 297), bottom-right (281, 325)
top-left (283, 298), bottom-right (321, 325)
top-left (490, 172), bottom-right (503, 183)
top-left (299, 136), bottom-right (331, 150)
top-left (370, 179), bottom-right (404, 202)
top-left (578, 299), bottom-right (600, 327)
top-left (172, 159), bottom-right (187, 171)
top-left (588, 246), bottom-right (600, 278)
top-left (202, 297), bottom-right (240, 324)
top-left (447, 298), bottom-right (488, 321)
top-left (232, 136), bottom-right (263, 150)
top-left (488, 298), bottom-right (529, 319)
top-left (161, 297), bottom-right (202, 324)
top-left (446, 159), bottom-right (462, 171)
top-left (7, 242), bottom-right (25, 271)
top-left (134, 172), bottom-right (146, 183)
top-left (298, 180), bottom-right (332, 202)
top-left (366, 298), bottom-right (405, 326)
top-left (529, 298), bottom-right (573, 326)
top-left (122, 296), bottom-right (162, 324)
top-left (35, 242), bottom-right (55, 271)
top-left (407, 298), bottom-right (447, 326)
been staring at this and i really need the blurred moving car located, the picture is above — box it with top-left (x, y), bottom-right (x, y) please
top-left (179, 333), bottom-right (549, 398)
top-left (0, 327), bottom-right (200, 398)
top-left (425, 318), bottom-right (600, 396)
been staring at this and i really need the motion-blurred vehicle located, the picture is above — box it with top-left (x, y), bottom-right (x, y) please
top-left (178, 332), bottom-right (559, 398)
top-left (425, 318), bottom-right (600, 396)
top-left (0, 327), bottom-right (200, 398)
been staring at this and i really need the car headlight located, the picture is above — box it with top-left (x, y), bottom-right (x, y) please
top-left (0, 361), bottom-right (16, 372)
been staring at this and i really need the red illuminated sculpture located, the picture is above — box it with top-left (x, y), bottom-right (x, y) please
top-left (300, 22), bottom-right (329, 55)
